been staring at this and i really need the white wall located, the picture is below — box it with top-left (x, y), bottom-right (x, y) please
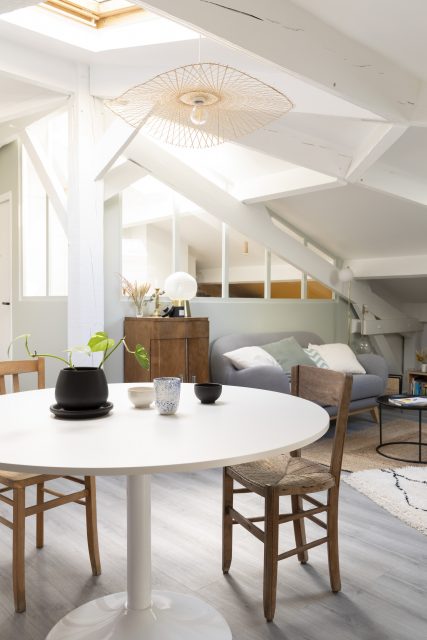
top-left (0, 141), bottom-right (67, 389)
top-left (104, 194), bottom-right (348, 382)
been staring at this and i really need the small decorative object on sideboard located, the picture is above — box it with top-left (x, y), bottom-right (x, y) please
top-left (194, 382), bottom-right (222, 404)
top-left (120, 275), bottom-right (151, 318)
top-left (416, 350), bottom-right (427, 373)
top-left (9, 332), bottom-right (149, 417)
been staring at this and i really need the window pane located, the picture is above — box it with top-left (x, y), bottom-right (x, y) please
top-left (306, 243), bottom-right (335, 299)
top-left (183, 213), bottom-right (221, 298)
top-left (271, 254), bottom-right (302, 298)
top-left (22, 148), bottom-right (47, 296)
top-left (228, 228), bottom-right (265, 298)
top-left (122, 220), bottom-right (173, 288)
top-left (48, 202), bottom-right (68, 295)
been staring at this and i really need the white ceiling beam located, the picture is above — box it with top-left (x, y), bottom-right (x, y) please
top-left (362, 315), bottom-right (422, 336)
top-left (0, 42), bottom-right (75, 95)
top-left (104, 160), bottom-right (147, 201)
top-left (20, 128), bottom-right (68, 233)
top-left (238, 123), bottom-right (352, 178)
top-left (359, 162), bottom-right (427, 206)
top-left (0, 95), bottom-right (69, 126)
top-left (233, 167), bottom-right (343, 204)
top-left (346, 255), bottom-right (427, 279)
top-left (0, 1), bottom-right (38, 12)
top-left (138, 0), bottom-right (420, 121)
top-left (0, 101), bottom-right (69, 148)
top-left (122, 128), bottom-right (411, 321)
top-left (94, 118), bottom-right (140, 181)
top-left (346, 124), bottom-right (408, 182)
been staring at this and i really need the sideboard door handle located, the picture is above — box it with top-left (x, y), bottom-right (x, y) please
top-left (1, 301), bottom-right (11, 306)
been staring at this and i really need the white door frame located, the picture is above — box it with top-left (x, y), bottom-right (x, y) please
top-left (0, 192), bottom-right (13, 363)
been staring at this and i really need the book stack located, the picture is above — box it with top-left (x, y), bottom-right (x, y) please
top-left (389, 396), bottom-right (427, 407)
top-left (410, 377), bottom-right (427, 396)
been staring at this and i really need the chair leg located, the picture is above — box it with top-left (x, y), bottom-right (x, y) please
top-left (327, 487), bottom-right (341, 593)
top-left (84, 477), bottom-right (101, 576)
top-left (263, 488), bottom-right (279, 622)
top-left (291, 495), bottom-right (308, 564)
top-left (13, 487), bottom-right (26, 613)
top-left (370, 407), bottom-right (379, 423)
top-left (222, 468), bottom-right (234, 574)
top-left (36, 482), bottom-right (44, 549)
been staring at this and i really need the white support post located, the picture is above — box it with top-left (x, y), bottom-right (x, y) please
top-left (221, 222), bottom-right (229, 299)
top-left (264, 249), bottom-right (271, 299)
top-left (172, 204), bottom-right (180, 272)
top-left (68, 66), bottom-right (104, 359)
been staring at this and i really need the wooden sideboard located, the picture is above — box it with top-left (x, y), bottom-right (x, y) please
top-left (124, 317), bottom-right (209, 383)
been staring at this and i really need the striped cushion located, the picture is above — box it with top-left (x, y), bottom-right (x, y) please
top-left (303, 347), bottom-right (329, 369)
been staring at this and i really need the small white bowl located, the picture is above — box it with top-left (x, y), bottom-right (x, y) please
top-left (128, 386), bottom-right (155, 409)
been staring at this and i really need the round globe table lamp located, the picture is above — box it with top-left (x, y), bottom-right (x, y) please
top-left (164, 272), bottom-right (198, 317)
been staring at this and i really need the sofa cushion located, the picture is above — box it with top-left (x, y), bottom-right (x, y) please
top-left (223, 346), bottom-right (282, 370)
top-left (308, 343), bottom-right (366, 375)
top-left (303, 347), bottom-right (329, 369)
top-left (351, 373), bottom-right (385, 400)
top-left (262, 336), bottom-right (313, 373)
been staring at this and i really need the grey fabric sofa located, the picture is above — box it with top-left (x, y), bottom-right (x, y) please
top-left (210, 331), bottom-right (388, 419)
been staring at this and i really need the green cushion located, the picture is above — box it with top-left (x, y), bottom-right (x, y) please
top-left (261, 336), bottom-right (313, 373)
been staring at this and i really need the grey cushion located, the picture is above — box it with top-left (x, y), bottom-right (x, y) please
top-left (262, 336), bottom-right (313, 373)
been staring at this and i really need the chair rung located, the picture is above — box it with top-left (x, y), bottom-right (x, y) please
top-left (0, 493), bottom-right (14, 507)
top-left (229, 507), bottom-right (265, 542)
top-left (0, 514), bottom-right (13, 529)
top-left (64, 476), bottom-right (85, 485)
top-left (278, 536), bottom-right (328, 561)
top-left (233, 488), bottom-right (251, 494)
top-left (306, 514), bottom-right (327, 529)
top-left (25, 489), bottom-right (87, 517)
top-left (278, 503), bottom-right (328, 524)
top-left (302, 494), bottom-right (326, 509)
top-left (0, 486), bottom-right (12, 494)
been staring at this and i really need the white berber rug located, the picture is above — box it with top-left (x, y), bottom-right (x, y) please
top-left (344, 466), bottom-right (427, 535)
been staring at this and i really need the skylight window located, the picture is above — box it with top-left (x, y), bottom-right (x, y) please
top-left (41, 0), bottom-right (143, 28)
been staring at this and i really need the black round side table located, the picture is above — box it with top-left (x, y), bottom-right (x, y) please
top-left (377, 395), bottom-right (427, 464)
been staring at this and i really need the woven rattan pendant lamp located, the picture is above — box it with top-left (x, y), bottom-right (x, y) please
top-left (105, 62), bottom-right (293, 149)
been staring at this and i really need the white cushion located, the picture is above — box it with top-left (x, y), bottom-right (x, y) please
top-left (308, 343), bottom-right (366, 375)
top-left (223, 346), bottom-right (281, 370)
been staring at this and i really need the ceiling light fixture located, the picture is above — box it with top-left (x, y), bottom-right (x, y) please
top-left (105, 63), bottom-right (293, 149)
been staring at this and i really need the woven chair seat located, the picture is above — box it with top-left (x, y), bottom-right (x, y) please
top-left (0, 470), bottom-right (61, 486)
top-left (228, 455), bottom-right (336, 495)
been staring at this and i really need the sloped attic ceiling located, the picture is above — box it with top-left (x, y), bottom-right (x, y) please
top-left (0, 0), bottom-right (426, 310)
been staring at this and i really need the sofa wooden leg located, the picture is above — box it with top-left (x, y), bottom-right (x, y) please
top-left (370, 407), bottom-right (379, 423)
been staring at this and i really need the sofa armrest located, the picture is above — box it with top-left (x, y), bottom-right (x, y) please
top-left (357, 354), bottom-right (388, 391)
top-left (227, 366), bottom-right (290, 394)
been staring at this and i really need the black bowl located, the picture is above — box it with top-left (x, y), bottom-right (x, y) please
top-left (194, 383), bottom-right (222, 404)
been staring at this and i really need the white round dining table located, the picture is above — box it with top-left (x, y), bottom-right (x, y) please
top-left (0, 382), bottom-right (330, 640)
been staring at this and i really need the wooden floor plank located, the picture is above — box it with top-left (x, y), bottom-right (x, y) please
top-left (0, 469), bottom-right (426, 639)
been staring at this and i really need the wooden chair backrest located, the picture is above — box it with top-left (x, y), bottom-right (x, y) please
top-left (0, 359), bottom-right (45, 395)
top-left (291, 365), bottom-right (353, 480)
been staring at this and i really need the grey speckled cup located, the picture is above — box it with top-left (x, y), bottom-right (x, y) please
top-left (153, 377), bottom-right (181, 415)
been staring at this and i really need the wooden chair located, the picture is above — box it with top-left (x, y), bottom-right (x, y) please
top-left (222, 365), bottom-right (352, 622)
top-left (0, 359), bottom-right (101, 613)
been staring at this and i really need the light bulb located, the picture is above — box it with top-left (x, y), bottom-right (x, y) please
top-left (190, 103), bottom-right (208, 126)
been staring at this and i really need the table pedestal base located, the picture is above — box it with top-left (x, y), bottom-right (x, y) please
top-left (46, 591), bottom-right (232, 640)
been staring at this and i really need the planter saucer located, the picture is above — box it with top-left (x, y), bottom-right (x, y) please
top-left (50, 402), bottom-right (113, 420)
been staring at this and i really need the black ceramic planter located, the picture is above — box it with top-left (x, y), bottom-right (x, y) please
top-left (55, 367), bottom-right (108, 410)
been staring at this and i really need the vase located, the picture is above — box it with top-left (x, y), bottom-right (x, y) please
top-left (55, 367), bottom-right (109, 410)
top-left (421, 364), bottom-right (427, 373)
top-left (153, 377), bottom-right (181, 415)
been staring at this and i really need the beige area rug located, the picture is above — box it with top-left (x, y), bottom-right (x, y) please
top-left (304, 418), bottom-right (427, 472)
top-left (344, 466), bottom-right (427, 535)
